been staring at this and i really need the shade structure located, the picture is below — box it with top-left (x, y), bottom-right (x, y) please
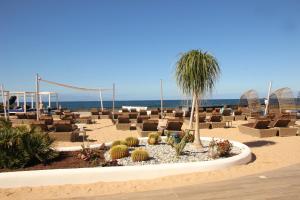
top-left (269, 87), bottom-right (296, 113)
top-left (239, 89), bottom-right (261, 112)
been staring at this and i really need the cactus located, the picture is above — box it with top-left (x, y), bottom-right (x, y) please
top-left (111, 140), bottom-right (127, 147)
top-left (131, 148), bottom-right (149, 162)
top-left (110, 145), bottom-right (129, 160)
top-left (147, 132), bottom-right (161, 145)
top-left (168, 132), bottom-right (191, 156)
top-left (125, 137), bottom-right (139, 147)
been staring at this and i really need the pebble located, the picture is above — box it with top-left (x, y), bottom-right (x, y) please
top-left (104, 140), bottom-right (241, 166)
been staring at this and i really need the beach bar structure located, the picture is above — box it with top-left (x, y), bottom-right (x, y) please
top-left (36, 74), bottom-right (115, 120)
top-left (268, 87), bottom-right (296, 114)
top-left (1, 90), bottom-right (59, 114)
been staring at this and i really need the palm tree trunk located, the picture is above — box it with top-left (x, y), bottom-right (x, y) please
top-left (193, 94), bottom-right (203, 149)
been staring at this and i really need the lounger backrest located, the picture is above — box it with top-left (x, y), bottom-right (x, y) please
top-left (139, 110), bottom-right (147, 115)
top-left (26, 112), bottom-right (37, 119)
top-left (137, 116), bottom-right (149, 123)
top-left (122, 108), bottom-right (129, 113)
top-left (199, 115), bottom-right (206, 123)
top-left (16, 113), bottom-right (27, 119)
top-left (128, 113), bottom-right (138, 119)
top-left (234, 110), bottom-right (242, 115)
top-left (54, 120), bottom-right (73, 132)
top-left (118, 116), bottom-right (130, 123)
top-left (142, 120), bottom-right (158, 131)
top-left (166, 109), bottom-right (173, 113)
top-left (210, 115), bottom-right (222, 122)
top-left (130, 108), bottom-right (137, 112)
top-left (252, 120), bottom-right (270, 129)
top-left (270, 119), bottom-right (290, 128)
top-left (222, 109), bottom-right (232, 116)
top-left (90, 108), bottom-right (99, 115)
top-left (101, 110), bottom-right (110, 115)
top-left (151, 110), bottom-right (159, 115)
top-left (166, 121), bottom-right (183, 131)
top-left (174, 112), bottom-right (183, 117)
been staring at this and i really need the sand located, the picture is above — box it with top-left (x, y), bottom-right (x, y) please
top-left (1, 118), bottom-right (300, 200)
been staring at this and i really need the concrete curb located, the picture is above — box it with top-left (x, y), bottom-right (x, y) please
top-left (0, 137), bottom-right (252, 188)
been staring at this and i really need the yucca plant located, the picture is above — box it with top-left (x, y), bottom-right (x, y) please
top-left (0, 120), bottom-right (58, 169)
top-left (176, 50), bottom-right (220, 148)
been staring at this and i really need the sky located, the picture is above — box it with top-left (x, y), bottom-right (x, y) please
top-left (0, 0), bottom-right (299, 101)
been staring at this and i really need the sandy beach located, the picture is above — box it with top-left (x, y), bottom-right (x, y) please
top-left (1, 118), bottom-right (300, 200)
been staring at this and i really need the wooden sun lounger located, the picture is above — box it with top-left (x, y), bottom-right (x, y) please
top-left (210, 115), bottom-right (226, 128)
top-left (116, 116), bottom-right (131, 130)
top-left (270, 119), bottom-right (298, 137)
top-left (49, 120), bottom-right (79, 142)
top-left (137, 120), bottom-right (159, 137)
top-left (238, 120), bottom-right (277, 138)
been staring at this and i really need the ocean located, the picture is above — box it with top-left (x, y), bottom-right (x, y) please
top-left (50, 99), bottom-right (246, 111)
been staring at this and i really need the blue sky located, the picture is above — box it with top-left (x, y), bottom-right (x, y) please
top-left (0, 0), bottom-right (299, 101)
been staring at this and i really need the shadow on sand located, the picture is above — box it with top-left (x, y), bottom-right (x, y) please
top-left (243, 140), bottom-right (276, 148)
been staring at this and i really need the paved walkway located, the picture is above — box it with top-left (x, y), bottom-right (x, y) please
top-left (65, 164), bottom-right (300, 200)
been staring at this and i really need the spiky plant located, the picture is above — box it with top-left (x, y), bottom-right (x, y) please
top-left (175, 50), bottom-right (220, 149)
top-left (124, 137), bottom-right (139, 147)
top-left (0, 124), bottom-right (58, 169)
top-left (147, 132), bottom-right (161, 145)
top-left (110, 145), bottom-right (129, 160)
top-left (111, 140), bottom-right (127, 147)
top-left (131, 148), bottom-right (149, 162)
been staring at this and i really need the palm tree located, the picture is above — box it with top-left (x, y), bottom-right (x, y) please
top-left (175, 50), bottom-right (220, 148)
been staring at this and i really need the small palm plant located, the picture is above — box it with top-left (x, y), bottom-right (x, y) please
top-left (175, 50), bottom-right (220, 148)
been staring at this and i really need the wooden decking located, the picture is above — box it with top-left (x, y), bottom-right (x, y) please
top-left (65, 163), bottom-right (300, 200)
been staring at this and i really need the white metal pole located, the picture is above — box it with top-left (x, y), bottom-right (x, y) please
top-left (16, 94), bottom-right (19, 107)
top-left (31, 94), bottom-right (34, 108)
top-left (189, 95), bottom-right (195, 129)
top-left (7, 91), bottom-right (10, 119)
top-left (48, 93), bottom-right (51, 108)
top-left (1, 84), bottom-right (7, 120)
top-left (56, 93), bottom-right (59, 109)
top-left (24, 92), bottom-right (27, 113)
top-left (36, 74), bottom-right (40, 121)
top-left (99, 89), bottom-right (104, 111)
top-left (112, 83), bottom-right (115, 113)
top-left (160, 79), bottom-right (163, 119)
top-left (264, 81), bottom-right (272, 115)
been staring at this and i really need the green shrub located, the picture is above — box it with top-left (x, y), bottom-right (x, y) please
top-left (131, 148), bottom-right (149, 162)
top-left (124, 137), bottom-right (139, 147)
top-left (0, 120), bottom-right (58, 169)
top-left (110, 145), bottom-right (129, 160)
top-left (147, 132), bottom-right (161, 145)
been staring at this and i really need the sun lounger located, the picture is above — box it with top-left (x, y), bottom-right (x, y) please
top-left (137, 119), bottom-right (159, 137)
top-left (50, 120), bottom-right (79, 142)
top-left (164, 119), bottom-right (183, 133)
top-left (128, 112), bottom-right (138, 122)
top-left (100, 110), bottom-right (110, 119)
top-left (238, 120), bottom-right (277, 138)
top-left (77, 116), bottom-right (92, 124)
top-left (210, 115), bottom-right (226, 128)
top-left (136, 115), bottom-right (150, 129)
top-left (173, 111), bottom-right (183, 120)
top-left (116, 115), bottom-right (131, 130)
top-left (150, 110), bottom-right (160, 119)
top-left (270, 119), bottom-right (298, 137)
top-left (139, 110), bottom-right (148, 116)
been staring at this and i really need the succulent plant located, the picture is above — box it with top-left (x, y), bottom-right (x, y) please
top-left (110, 145), bottom-right (129, 160)
top-left (125, 137), bottom-right (139, 147)
top-left (147, 132), bottom-right (161, 145)
top-left (131, 148), bottom-right (149, 162)
top-left (111, 140), bottom-right (127, 147)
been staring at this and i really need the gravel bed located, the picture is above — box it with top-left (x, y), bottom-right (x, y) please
top-left (104, 139), bottom-right (242, 166)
